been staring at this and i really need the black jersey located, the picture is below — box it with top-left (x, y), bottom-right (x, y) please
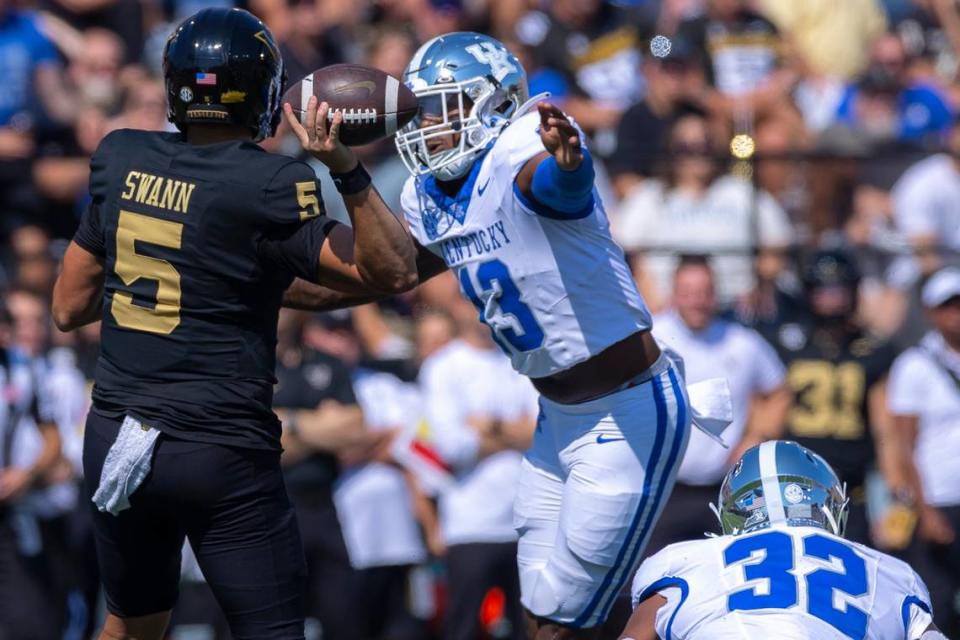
top-left (274, 348), bottom-right (357, 490)
top-left (73, 129), bottom-right (337, 450)
top-left (771, 322), bottom-right (896, 487)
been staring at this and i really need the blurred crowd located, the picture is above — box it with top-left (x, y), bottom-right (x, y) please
top-left (3, 0), bottom-right (960, 638)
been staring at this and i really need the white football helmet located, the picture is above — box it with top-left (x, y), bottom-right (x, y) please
top-left (395, 32), bottom-right (540, 182)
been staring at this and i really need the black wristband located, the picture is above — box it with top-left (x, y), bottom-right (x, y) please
top-left (330, 162), bottom-right (372, 195)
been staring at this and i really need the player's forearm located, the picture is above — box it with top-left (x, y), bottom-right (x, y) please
top-left (52, 241), bottom-right (105, 331)
top-left (339, 174), bottom-right (418, 294)
top-left (283, 278), bottom-right (384, 311)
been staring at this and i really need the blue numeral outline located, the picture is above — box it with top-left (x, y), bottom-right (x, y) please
top-left (723, 531), bottom-right (868, 640)
top-left (459, 258), bottom-right (544, 353)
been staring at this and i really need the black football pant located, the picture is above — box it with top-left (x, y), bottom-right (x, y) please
top-left (287, 486), bottom-right (361, 640)
top-left (83, 411), bottom-right (307, 639)
top-left (444, 542), bottom-right (525, 640)
top-left (0, 512), bottom-right (68, 640)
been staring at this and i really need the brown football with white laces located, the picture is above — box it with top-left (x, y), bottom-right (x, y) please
top-left (283, 64), bottom-right (418, 146)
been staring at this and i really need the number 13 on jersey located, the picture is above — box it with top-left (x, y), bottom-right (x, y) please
top-left (458, 259), bottom-right (544, 354)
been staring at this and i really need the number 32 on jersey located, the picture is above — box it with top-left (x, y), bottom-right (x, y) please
top-left (724, 530), bottom-right (868, 639)
top-left (458, 259), bottom-right (544, 354)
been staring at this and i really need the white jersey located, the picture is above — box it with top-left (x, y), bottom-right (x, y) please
top-left (401, 112), bottom-right (651, 378)
top-left (631, 526), bottom-right (933, 640)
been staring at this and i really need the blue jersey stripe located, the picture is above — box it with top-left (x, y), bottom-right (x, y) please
top-left (636, 576), bottom-right (690, 640)
top-left (570, 373), bottom-right (671, 627)
top-left (595, 368), bottom-right (689, 622)
top-left (900, 595), bottom-right (931, 637)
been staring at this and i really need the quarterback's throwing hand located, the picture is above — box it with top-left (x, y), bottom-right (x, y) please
top-left (537, 102), bottom-right (583, 171)
top-left (283, 97), bottom-right (357, 173)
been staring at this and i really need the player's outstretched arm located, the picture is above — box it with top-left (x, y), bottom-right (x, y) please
top-left (514, 102), bottom-right (596, 220)
top-left (284, 97), bottom-right (417, 295)
top-left (52, 241), bottom-right (105, 331)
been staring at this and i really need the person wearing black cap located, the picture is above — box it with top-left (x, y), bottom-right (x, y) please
top-left (769, 249), bottom-right (898, 546)
top-left (607, 37), bottom-right (706, 199)
top-left (887, 267), bottom-right (960, 636)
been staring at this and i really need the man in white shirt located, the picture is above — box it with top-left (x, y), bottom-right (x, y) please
top-left (613, 113), bottom-right (793, 310)
top-left (887, 267), bottom-right (960, 636)
top-left (419, 297), bottom-right (539, 640)
top-left (891, 119), bottom-right (960, 280)
top-left (645, 256), bottom-right (791, 554)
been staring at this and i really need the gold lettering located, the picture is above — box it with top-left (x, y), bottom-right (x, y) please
top-left (160, 180), bottom-right (180, 211)
top-left (145, 177), bottom-right (164, 207)
top-left (135, 174), bottom-right (156, 203)
top-left (176, 183), bottom-right (195, 214)
top-left (121, 171), bottom-right (139, 200)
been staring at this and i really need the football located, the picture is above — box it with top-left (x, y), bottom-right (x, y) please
top-left (283, 64), bottom-right (419, 147)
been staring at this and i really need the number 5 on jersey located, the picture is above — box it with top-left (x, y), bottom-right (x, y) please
top-left (111, 210), bottom-right (183, 335)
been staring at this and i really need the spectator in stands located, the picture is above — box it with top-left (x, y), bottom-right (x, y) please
top-left (760, 0), bottom-right (887, 82)
top-left (40, 0), bottom-right (143, 64)
top-left (769, 249), bottom-right (898, 546)
top-left (277, 0), bottom-right (347, 89)
top-left (891, 115), bottom-right (960, 283)
top-left (675, 0), bottom-right (795, 122)
top-left (0, 0), bottom-right (73, 223)
top-left (106, 76), bottom-right (168, 132)
top-left (0, 300), bottom-right (63, 639)
top-left (894, 0), bottom-right (960, 99)
top-left (419, 295), bottom-right (537, 640)
top-left (607, 37), bottom-right (705, 199)
top-left (334, 330), bottom-right (431, 640)
top-left (5, 286), bottom-right (88, 636)
top-left (274, 310), bottom-right (366, 640)
top-left (887, 267), bottom-right (960, 637)
top-left (514, 0), bottom-right (657, 155)
top-left (835, 32), bottom-right (954, 146)
top-left (644, 256), bottom-right (790, 553)
top-left (614, 111), bottom-right (792, 312)
top-left (65, 27), bottom-right (124, 113)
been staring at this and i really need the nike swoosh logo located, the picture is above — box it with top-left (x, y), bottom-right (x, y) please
top-left (596, 434), bottom-right (625, 444)
top-left (334, 80), bottom-right (376, 96)
top-left (477, 178), bottom-right (490, 197)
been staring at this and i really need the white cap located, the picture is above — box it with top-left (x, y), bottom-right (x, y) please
top-left (922, 267), bottom-right (960, 307)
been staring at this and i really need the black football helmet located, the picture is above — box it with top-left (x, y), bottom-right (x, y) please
top-left (163, 8), bottom-right (285, 142)
top-left (802, 249), bottom-right (862, 291)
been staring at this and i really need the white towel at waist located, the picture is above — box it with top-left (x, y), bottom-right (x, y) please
top-left (91, 415), bottom-right (160, 515)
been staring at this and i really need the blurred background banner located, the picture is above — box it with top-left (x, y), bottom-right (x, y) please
top-left (2, 0), bottom-right (960, 638)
